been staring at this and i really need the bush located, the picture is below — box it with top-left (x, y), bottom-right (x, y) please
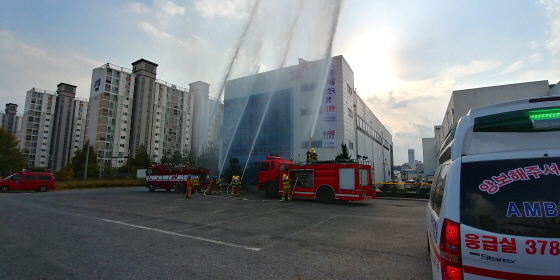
top-left (389, 185), bottom-right (399, 194)
top-left (379, 184), bottom-right (391, 192)
top-left (55, 178), bottom-right (145, 190)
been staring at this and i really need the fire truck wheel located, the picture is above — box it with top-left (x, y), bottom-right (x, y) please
top-left (166, 188), bottom-right (171, 192)
top-left (148, 185), bottom-right (155, 192)
top-left (174, 185), bottom-right (181, 193)
top-left (264, 182), bottom-right (279, 199)
top-left (317, 187), bottom-right (335, 204)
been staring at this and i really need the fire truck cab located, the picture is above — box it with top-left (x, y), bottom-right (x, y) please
top-left (145, 164), bottom-right (209, 193)
top-left (258, 156), bottom-right (376, 203)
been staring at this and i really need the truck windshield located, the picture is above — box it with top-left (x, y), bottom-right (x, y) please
top-left (260, 162), bottom-right (270, 171)
top-left (460, 157), bottom-right (560, 238)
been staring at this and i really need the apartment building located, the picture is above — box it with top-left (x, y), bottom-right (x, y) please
top-left (1, 103), bottom-right (22, 137)
top-left (87, 63), bottom-right (135, 168)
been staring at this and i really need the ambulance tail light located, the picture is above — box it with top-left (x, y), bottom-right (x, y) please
top-left (440, 219), bottom-right (463, 280)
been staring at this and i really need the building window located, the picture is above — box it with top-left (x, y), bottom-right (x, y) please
top-left (349, 141), bottom-right (354, 150)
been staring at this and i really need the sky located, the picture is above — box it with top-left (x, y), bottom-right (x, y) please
top-left (1, 0), bottom-right (559, 165)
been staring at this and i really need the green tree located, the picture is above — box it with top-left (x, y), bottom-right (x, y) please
top-left (0, 128), bottom-right (27, 176)
top-left (69, 141), bottom-right (99, 178)
top-left (129, 145), bottom-right (151, 173)
top-left (335, 143), bottom-right (352, 160)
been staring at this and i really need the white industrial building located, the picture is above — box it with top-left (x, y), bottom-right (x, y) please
top-left (223, 55), bottom-right (393, 183)
top-left (422, 80), bottom-right (559, 177)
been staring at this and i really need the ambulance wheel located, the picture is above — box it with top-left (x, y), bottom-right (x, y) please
top-left (1, 186), bottom-right (8, 193)
top-left (264, 182), bottom-right (279, 199)
top-left (317, 187), bottom-right (335, 204)
top-left (148, 185), bottom-right (155, 192)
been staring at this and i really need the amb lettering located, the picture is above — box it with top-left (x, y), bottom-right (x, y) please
top-left (507, 202), bottom-right (559, 217)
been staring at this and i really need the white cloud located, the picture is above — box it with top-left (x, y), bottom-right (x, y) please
top-left (540, 0), bottom-right (560, 53)
top-left (138, 22), bottom-right (173, 40)
top-left (154, 0), bottom-right (186, 16)
top-left (441, 60), bottom-right (502, 80)
top-left (0, 31), bottom-right (102, 107)
top-left (540, 0), bottom-right (560, 13)
top-left (498, 61), bottom-right (524, 75)
top-left (129, 2), bottom-right (151, 14)
top-left (195, 0), bottom-right (250, 19)
top-left (530, 52), bottom-right (543, 63)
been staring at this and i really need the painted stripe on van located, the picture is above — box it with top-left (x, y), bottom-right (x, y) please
top-left (464, 266), bottom-right (560, 279)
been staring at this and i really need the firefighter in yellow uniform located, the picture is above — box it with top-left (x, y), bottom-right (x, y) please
top-left (215, 177), bottom-right (223, 195)
top-left (230, 176), bottom-right (242, 197)
top-left (281, 174), bottom-right (292, 201)
top-left (306, 148), bottom-right (318, 164)
top-left (185, 175), bottom-right (193, 198)
top-left (192, 176), bottom-right (199, 194)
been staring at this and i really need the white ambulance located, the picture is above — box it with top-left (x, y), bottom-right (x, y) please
top-left (427, 96), bottom-right (560, 279)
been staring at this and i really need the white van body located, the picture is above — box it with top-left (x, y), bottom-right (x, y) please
top-left (427, 96), bottom-right (560, 279)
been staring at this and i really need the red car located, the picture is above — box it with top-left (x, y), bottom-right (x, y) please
top-left (0, 170), bottom-right (55, 192)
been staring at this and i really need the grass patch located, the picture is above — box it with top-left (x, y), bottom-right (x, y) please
top-left (55, 178), bottom-right (145, 191)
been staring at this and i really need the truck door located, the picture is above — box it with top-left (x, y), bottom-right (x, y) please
top-left (339, 168), bottom-right (355, 190)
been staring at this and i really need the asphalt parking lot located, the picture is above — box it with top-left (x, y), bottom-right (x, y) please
top-left (0, 188), bottom-right (432, 280)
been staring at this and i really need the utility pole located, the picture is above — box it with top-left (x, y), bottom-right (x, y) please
top-left (84, 145), bottom-right (89, 179)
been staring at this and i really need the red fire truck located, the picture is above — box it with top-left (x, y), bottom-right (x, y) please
top-left (258, 156), bottom-right (376, 203)
top-left (145, 164), bottom-right (209, 193)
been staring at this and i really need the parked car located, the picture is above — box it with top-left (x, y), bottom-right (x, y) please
top-left (0, 170), bottom-right (55, 192)
top-left (427, 96), bottom-right (560, 279)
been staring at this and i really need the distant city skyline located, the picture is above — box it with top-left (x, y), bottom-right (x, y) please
top-left (1, 0), bottom-right (559, 164)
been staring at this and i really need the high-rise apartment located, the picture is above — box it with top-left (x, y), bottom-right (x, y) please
top-left (88, 59), bottom-right (217, 166)
top-left (21, 85), bottom-right (88, 170)
top-left (87, 63), bottom-right (135, 167)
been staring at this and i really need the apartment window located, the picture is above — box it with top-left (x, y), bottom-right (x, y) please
top-left (121, 136), bottom-right (126, 139)
top-left (349, 142), bottom-right (354, 150)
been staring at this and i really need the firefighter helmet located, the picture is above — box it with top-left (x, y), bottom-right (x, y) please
top-left (187, 175), bottom-right (192, 179)
top-left (282, 174), bottom-right (288, 180)
top-left (310, 148), bottom-right (315, 153)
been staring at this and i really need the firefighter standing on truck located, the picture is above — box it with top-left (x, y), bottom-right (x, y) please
top-left (185, 175), bottom-right (193, 198)
top-left (281, 174), bottom-right (292, 201)
top-left (230, 176), bottom-right (242, 197)
top-left (306, 148), bottom-right (318, 164)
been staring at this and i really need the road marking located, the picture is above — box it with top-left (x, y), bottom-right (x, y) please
top-left (261, 208), bottom-right (352, 250)
top-left (82, 215), bottom-right (261, 251)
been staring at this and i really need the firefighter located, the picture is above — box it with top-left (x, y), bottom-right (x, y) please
top-left (215, 177), bottom-right (223, 195)
top-left (306, 148), bottom-right (318, 164)
top-left (230, 175), bottom-right (242, 197)
top-left (185, 175), bottom-right (193, 198)
top-left (206, 176), bottom-right (215, 195)
top-left (192, 175), bottom-right (200, 194)
top-left (281, 174), bottom-right (292, 201)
